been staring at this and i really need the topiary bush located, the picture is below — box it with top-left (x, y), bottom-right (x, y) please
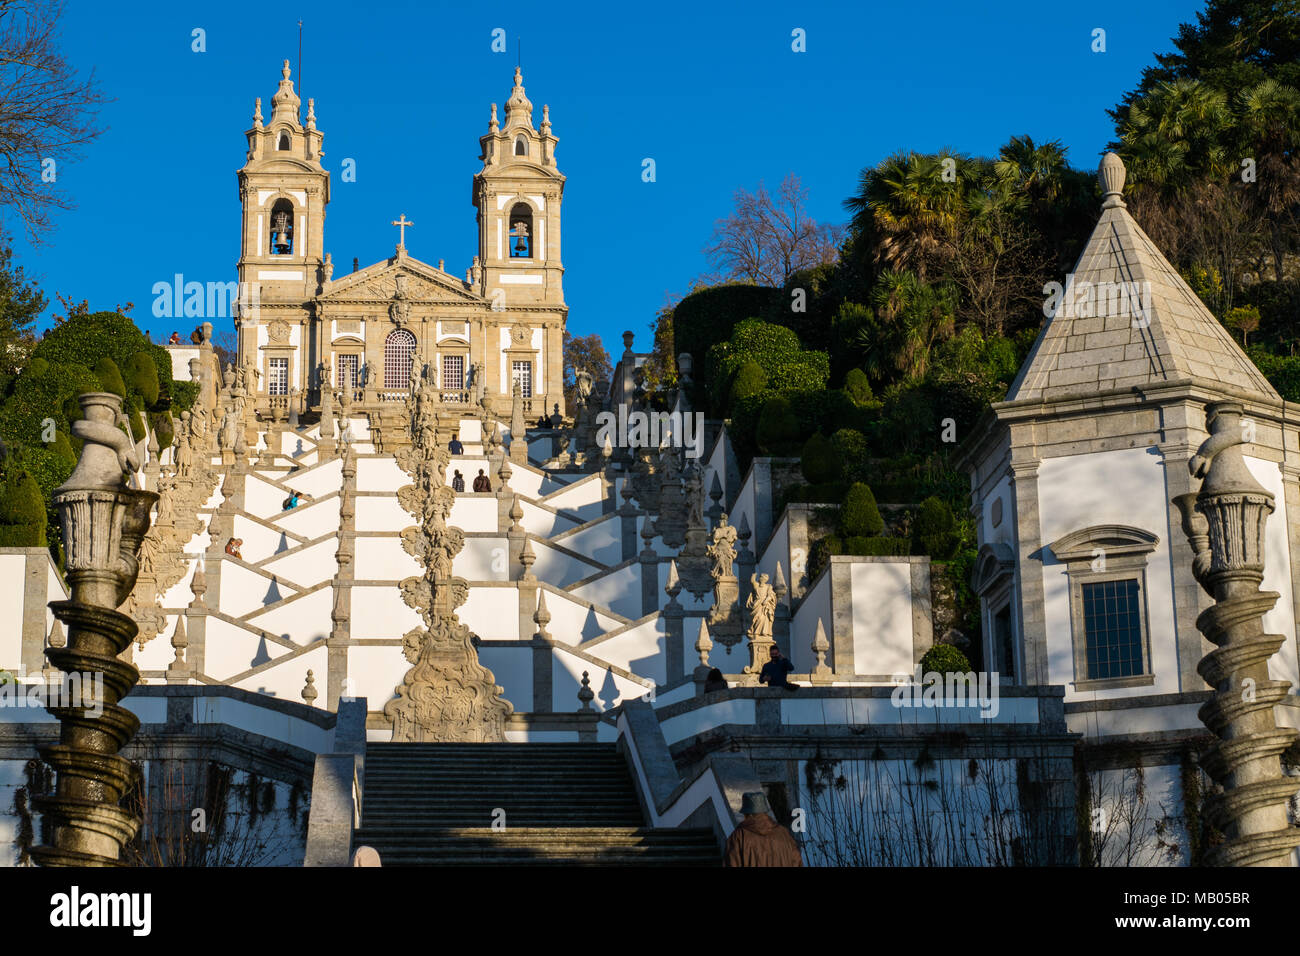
top-left (843, 536), bottom-right (911, 556)
top-left (93, 357), bottom-right (127, 399)
top-left (126, 351), bottom-right (160, 406)
top-left (844, 367), bottom-right (873, 405)
top-left (756, 394), bottom-right (801, 455)
top-left (0, 467), bottom-right (47, 547)
top-left (800, 431), bottom-right (841, 484)
top-left (728, 359), bottom-right (768, 406)
top-left (841, 482), bottom-right (884, 537)
top-left (830, 428), bottom-right (869, 483)
top-left (920, 643), bottom-right (972, 677)
top-left (913, 496), bottom-right (958, 560)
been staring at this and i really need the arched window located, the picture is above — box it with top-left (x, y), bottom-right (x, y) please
top-left (514, 136), bottom-right (528, 156)
top-left (269, 199), bottom-right (294, 254)
top-left (384, 329), bottom-right (416, 389)
top-left (278, 131), bottom-right (291, 150)
top-left (509, 202), bottom-right (533, 258)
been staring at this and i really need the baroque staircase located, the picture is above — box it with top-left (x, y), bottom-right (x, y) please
top-left (352, 743), bottom-right (719, 866)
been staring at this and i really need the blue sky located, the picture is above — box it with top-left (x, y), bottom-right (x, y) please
top-left (14, 0), bottom-right (1205, 353)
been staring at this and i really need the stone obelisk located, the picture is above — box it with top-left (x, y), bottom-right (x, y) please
top-left (1175, 401), bottom-right (1300, 866)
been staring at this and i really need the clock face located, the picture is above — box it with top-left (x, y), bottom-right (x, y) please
top-left (513, 326), bottom-right (528, 344)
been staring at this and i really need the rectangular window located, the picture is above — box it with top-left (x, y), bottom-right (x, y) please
top-left (512, 360), bottom-right (532, 398)
top-left (336, 354), bottom-right (359, 390)
top-left (1082, 579), bottom-right (1143, 680)
top-left (993, 606), bottom-right (1014, 682)
top-left (443, 354), bottom-right (465, 390)
top-left (268, 357), bottom-right (289, 396)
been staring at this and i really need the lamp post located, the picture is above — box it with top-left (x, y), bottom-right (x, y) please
top-left (1175, 401), bottom-right (1300, 866)
top-left (32, 392), bottom-right (157, 866)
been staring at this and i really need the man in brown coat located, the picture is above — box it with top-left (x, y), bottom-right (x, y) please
top-left (724, 791), bottom-right (802, 867)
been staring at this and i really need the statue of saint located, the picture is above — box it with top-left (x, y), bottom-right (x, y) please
top-left (707, 515), bottom-right (738, 580)
top-left (746, 573), bottom-right (776, 638)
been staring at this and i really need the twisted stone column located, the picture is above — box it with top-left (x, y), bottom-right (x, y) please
top-left (33, 392), bottom-right (157, 867)
top-left (1175, 401), bottom-right (1300, 867)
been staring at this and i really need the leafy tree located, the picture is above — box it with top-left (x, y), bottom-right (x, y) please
top-left (562, 331), bottom-right (612, 413)
top-left (0, 241), bottom-right (44, 392)
top-left (843, 368), bottom-right (873, 404)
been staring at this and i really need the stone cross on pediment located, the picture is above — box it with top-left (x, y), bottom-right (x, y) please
top-left (392, 214), bottom-right (414, 247)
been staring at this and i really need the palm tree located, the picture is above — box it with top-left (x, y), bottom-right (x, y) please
top-left (843, 151), bottom-right (967, 281)
top-left (1236, 78), bottom-right (1300, 279)
top-left (855, 271), bottom-right (957, 383)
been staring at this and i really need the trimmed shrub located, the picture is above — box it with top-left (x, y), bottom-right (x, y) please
top-left (913, 496), bottom-right (958, 560)
top-left (756, 394), bottom-right (801, 455)
top-left (920, 643), bottom-right (972, 677)
top-left (127, 351), bottom-right (160, 405)
top-left (841, 482), bottom-right (884, 537)
top-left (800, 432), bottom-right (841, 484)
top-left (94, 357), bottom-right (127, 399)
top-left (830, 428), bottom-right (869, 483)
top-left (729, 359), bottom-right (768, 405)
top-left (844, 367), bottom-right (873, 405)
top-left (844, 536), bottom-right (911, 556)
top-left (0, 468), bottom-right (47, 547)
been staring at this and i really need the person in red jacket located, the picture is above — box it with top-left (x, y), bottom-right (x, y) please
top-left (724, 791), bottom-right (803, 867)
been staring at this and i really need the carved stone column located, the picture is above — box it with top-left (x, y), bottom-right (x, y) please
top-left (33, 392), bottom-right (157, 867)
top-left (1175, 401), bottom-right (1300, 867)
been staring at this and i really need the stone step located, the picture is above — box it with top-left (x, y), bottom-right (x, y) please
top-left (353, 827), bottom-right (714, 844)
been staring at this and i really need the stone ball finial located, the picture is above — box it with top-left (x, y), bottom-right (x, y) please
top-left (1099, 152), bottom-right (1126, 208)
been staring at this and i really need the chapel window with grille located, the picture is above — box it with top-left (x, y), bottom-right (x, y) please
top-left (384, 329), bottom-right (416, 390)
top-left (336, 354), bottom-right (359, 391)
top-left (512, 360), bottom-right (532, 398)
top-left (1082, 579), bottom-right (1144, 680)
top-left (443, 354), bottom-right (465, 390)
top-left (268, 357), bottom-right (289, 396)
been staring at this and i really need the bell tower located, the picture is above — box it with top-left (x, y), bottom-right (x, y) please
top-left (235, 60), bottom-right (330, 389)
top-left (473, 68), bottom-right (566, 309)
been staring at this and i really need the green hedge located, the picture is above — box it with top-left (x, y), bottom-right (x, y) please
top-left (0, 467), bottom-right (47, 547)
top-left (800, 432), bottom-right (840, 484)
top-left (920, 643), bottom-right (972, 677)
top-left (841, 482), bottom-right (884, 536)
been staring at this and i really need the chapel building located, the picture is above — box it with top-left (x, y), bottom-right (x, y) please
top-left (231, 61), bottom-right (567, 437)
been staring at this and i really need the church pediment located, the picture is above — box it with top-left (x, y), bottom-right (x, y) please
top-left (320, 255), bottom-right (485, 306)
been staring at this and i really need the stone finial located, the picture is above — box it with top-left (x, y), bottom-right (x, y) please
top-left (773, 561), bottom-right (788, 600)
top-left (253, 96), bottom-right (263, 128)
top-left (190, 559), bottom-right (207, 606)
top-left (1099, 152), bottom-right (1126, 209)
top-left (533, 588), bottom-right (551, 641)
top-left (520, 536), bottom-right (536, 581)
top-left (301, 670), bottom-right (319, 706)
top-left (811, 619), bottom-right (831, 680)
top-left (665, 559), bottom-right (681, 601)
top-left (509, 494), bottom-right (524, 532)
top-left (695, 618), bottom-right (713, 668)
top-left (577, 671), bottom-right (595, 712)
top-left (306, 98), bottom-right (317, 130)
top-left (489, 102), bottom-right (499, 132)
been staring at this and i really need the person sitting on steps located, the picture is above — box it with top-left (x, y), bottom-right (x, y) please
top-left (472, 469), bottom-right (491, 492)
top-left (758, 645), bottom-right (798, 691)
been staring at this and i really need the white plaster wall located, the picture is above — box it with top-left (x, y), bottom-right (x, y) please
top-left (538, 590), bottom-right (619, 645)
top-left (348, 586), bottom-right (422, 639)
top-left (288, 459), bottom-right (343, 499)
top-left (232, 515), bottom-right (298, 563)
top-left (357, 496), bottom-right (413, 532)
top-left (275, 498), bottom-right (341, 539)
top-left (731, 470), bottom-right (757, 553)
top-left (583, 618), bottom-right (666, 685)
top-left (477, 645), bottom-right (532, 711)
top-left (354, 536), bottom-right (420, 581)
top-left (0, 555), bottom-right (25, 669)
top-left (551, 647), bottom-right (649, 712)
top-left (851, 562), bottom-right (913, 677)
top-left (347, 645), bottom-right (406, 709)
top-left (456, 537), bottom-right (509, 581)
top-left (449, 496), bottom-right (499, 533)
top-left (234, 645), bottom-right (328, 701)
top-left (244, 588), bottom-right (333, 644)
top-left (661, 700), bottom-right (756, 745)
top-left (570, 562), bottom-right (642, 620)
top-left (244, 474), bottom-right (292, 519)
top-left (460, 586), bottom-right (519, 640)
top-left (358, 456), bottom-right (409, 492)
top-left (220, 563), bottom-right (301, 617)
top-left (205, 617), bottom-right (295, 682)
top-left (759, 514), bottom-right (790, 586)
top-left (1037, 447), bottom-right (1179, 700)
top-left (543, 476), bottom-right (605, 519)
top-left (983, 473), bottom-right (1014, 547)
top-left (261, 538), bottom-right (338, 584)
top-left (793, 571), bottom-right (832, 673)
top-left (519, 500), bottom-right (579, 537)
top-left (528, 541), bottom-right (602, 588)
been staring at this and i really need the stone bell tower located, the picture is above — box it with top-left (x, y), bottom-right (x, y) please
top-left (234, 60), bottom-right (330, 397)
top-left (473, 67), bottom-right (566, 310)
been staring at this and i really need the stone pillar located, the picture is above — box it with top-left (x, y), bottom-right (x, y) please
top-left (1175, 401), bottom-right (1300, 867)
top-left (328, 447), bottom-right (357, 710)
top-left (619, 480), bottom-right (641, 562)
top-left (34, 392), bottom-right (156, 867)
top-left (1008, 455), bottom-right (1049, 685)
top-left (531, 590), bottom-right (553, 713)
top-left (663, 560), bottom-right (684, 682)
top-left (773, 561), bottom-right (791, 658)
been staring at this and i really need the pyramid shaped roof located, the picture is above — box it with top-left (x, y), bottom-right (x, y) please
top-left (1007, 153), bottom-right (1277, 403)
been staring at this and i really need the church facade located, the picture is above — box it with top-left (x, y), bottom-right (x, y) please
top-left (232, 62), bottom-right (566, 431)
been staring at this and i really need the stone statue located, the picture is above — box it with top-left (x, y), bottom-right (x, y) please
top-left (317, 360), bottom-right (331, 389)
top-left (746, 572), bottom-right (776, 639)
top-left (364, 359), bottom-right (379, 388)
top-left (708, 514), bottom-right (738, 580)
top-left (176, 429), bottom-right (194, 478)
top-left (409, 350), bottom-right (424, 393)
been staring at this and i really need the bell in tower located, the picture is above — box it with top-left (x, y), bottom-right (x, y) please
top-left (270, 200), bottom-right (294, 255)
